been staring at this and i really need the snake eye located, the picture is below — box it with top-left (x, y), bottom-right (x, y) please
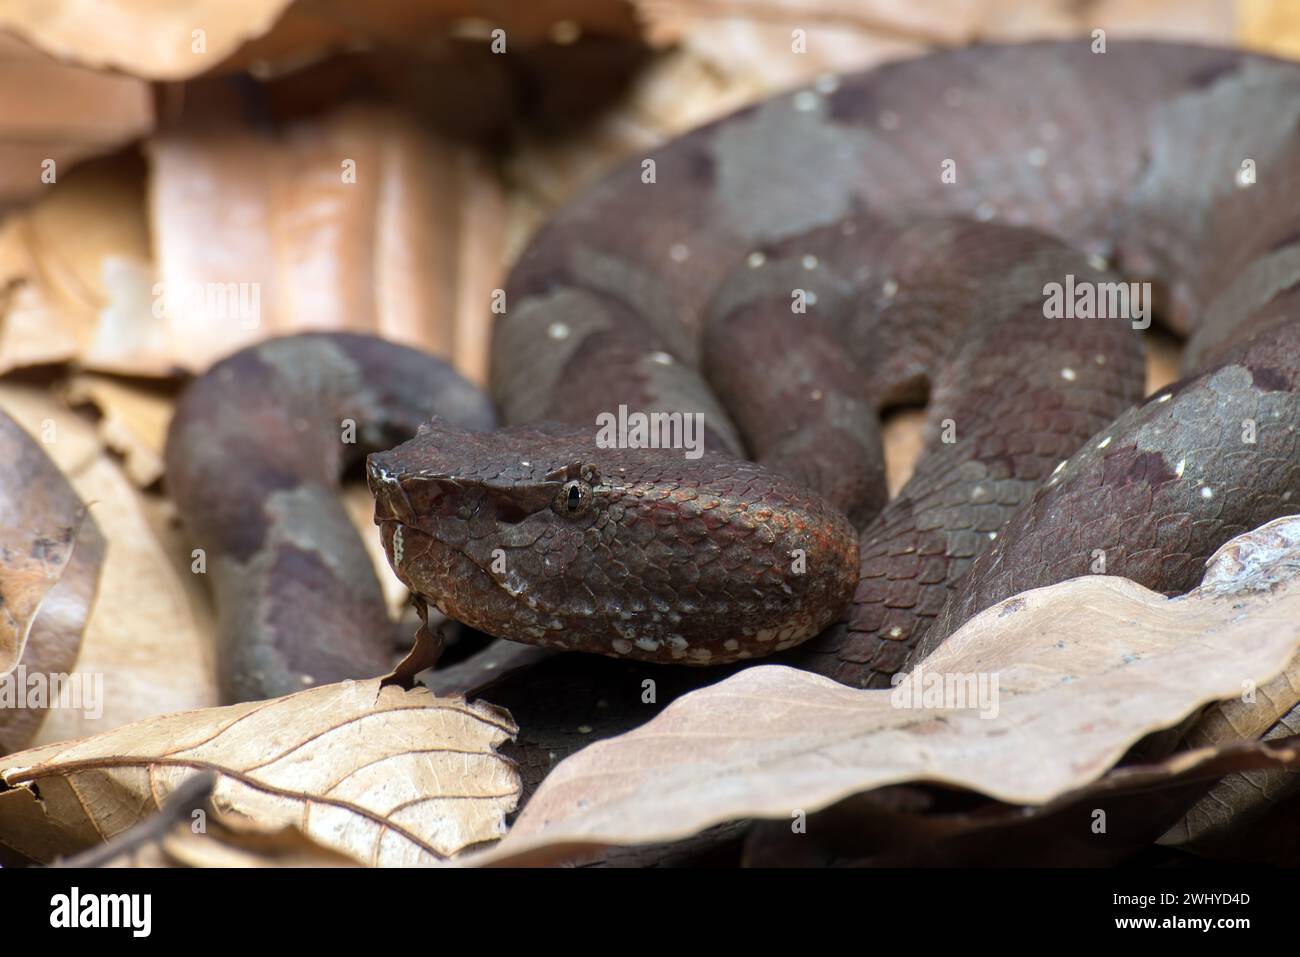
top-left (555, 479), bottom-right (591, 516)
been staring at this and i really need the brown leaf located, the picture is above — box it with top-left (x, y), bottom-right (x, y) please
top-left (0, 409), bottom-right (105, 752)
top-left (0, 678), bottom-right (520, 866)
top-left (0, 0), bottom-right (295, 81)
top-left (0, 0), bottom-right (646, 82)
top-left (475, 517), bottom-right (1300, 864)
top-left (0, 383), bottom-right (219, 744)
top-left (146, 105), bottom-right (507, 381)
top-left (0, 151), bottom-right (154, 375)
top-left (64, 374), bottom-right (170, 487)
top-left (0, 33), bottom-right (151, 207)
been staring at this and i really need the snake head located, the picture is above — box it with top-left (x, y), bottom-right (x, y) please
top-left (367, 417), bottom-right (858, 665)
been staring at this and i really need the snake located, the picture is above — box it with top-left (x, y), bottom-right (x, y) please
top-left (165, 39), bottom-right (1300, 706)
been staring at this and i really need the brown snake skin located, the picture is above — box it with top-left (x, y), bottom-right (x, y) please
top-left (166, 40), bottom-right (1300, 704)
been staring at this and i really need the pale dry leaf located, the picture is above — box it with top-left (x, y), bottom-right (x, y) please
top-left (0, 152), bottom-right (158, 374)
top-left (0, 383), bottom-right (219, 742)
top-left (131, 819), bottom-right (363, 868)
top-left (0, 32), bottom-right (152, 206)
top-left (0, 678), bottom-right (520, 865)
top-left (476, 517), bottom-right (1300, 863)
top-left (1238, 0), bottom-right (1300, 59)
top-left (146, 105), bottom-right (507, 381)
top-left (1157, 515), bottom-right (1300, 850)
top-left (79, 776), bottom-right (361, 867)
top-left (64, 374), bottom-right (170, 487)
top-left (0, 0), bottom-right (295, 81)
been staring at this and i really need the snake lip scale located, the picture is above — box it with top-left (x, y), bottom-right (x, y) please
top-left (166, 40), bottom-right (1300, 703)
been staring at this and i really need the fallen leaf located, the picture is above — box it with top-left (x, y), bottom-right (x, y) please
top-left (0, 0), bottom-right (296, 81)
top-left (55, 771), bottom-right (360, 867)
top-left (474, 516), bottom-right (1300, 864)
top-left (0, 151), bottom-right (156, 374)
top-left (63, 374), bottom-right (171, 487)
top-left (0, 409), bottom-right (105, 752)
top-left (0, 678), bottom-right (520, 865)
top-left (1156, 516), bottom-right (1300, 852)
top-left (147, 104), bottom-right (507, 381)
top-left (0, 0), bottom-right (646, 82)
top-left (0, 383), bottom-right (218, 743)
top-left (0, 32), bottom-right (152, 207)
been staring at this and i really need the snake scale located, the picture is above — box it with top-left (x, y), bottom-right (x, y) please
top-left (166, 40), bottom-right (1300, 708)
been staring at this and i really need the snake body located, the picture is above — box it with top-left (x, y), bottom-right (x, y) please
top-left (167, 40), bottom-right (1300, 703)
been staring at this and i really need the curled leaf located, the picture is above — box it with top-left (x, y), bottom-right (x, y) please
top-left (479, 517), bottom-right (1300, 864)
top-left (0, 678), bottom-right (519, 866)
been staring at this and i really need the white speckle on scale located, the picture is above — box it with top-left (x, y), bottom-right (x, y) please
top-left (548, 321), bottom-right (570, 340)
top-left (669, 243), bottom-right (690, 262)
top-left (810, 389), bottom-right (824, 401)
top-left (1060, 368), bottom-right (1076, 381)
top-left (882, 278), bottom-right (899, 298)
top-left (1156, 393), bottom-right (1172, 403)
top-left (651, 351), bottom-right (674, 365)
top-left (1201, 486), bottom-right (1214, 499)
top-left (1097, 436), bottom-right (1112, 450)
top-left (747, 251), bottom-right (766, 268)
top-left (888, 626), bottom-right (903, 638)
top-left (802, 254), bottom-right (819, 270)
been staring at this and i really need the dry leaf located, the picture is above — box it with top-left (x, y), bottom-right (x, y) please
top-left (0, 0), bottom-right (296, 81)
top-left (474, 517), bottom-right (1300, 864)
top-left (64, 374), bottom-right (170, 487)
top-left (57, 772), bottom-right (362, 867)
top-left (0, 384), bottom-right (219, 742)
top-left (0, 0), bottom-right (645, 82)
top-left (0, 151), bottom-right (155, 374)
top-left (146, 105), bottom-right (507, 381)
top-left (0, 409), bottom-right (105, 753)
top-left (1238, 0), bottom-right (1300, 59)
top-left (0, 414), bottom-right (88, 674)
top-left (0, 678), bottom-right (520, 865)
top-left (118, 817), bottom-right (364, 868)
top-left (0, 33), bottom-right (151, 207)
top-left (1156, 516), bottom-right (1300, 851)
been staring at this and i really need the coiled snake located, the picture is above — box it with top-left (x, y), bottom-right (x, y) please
top-left (166, 40), bottom-right (1300, 705)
